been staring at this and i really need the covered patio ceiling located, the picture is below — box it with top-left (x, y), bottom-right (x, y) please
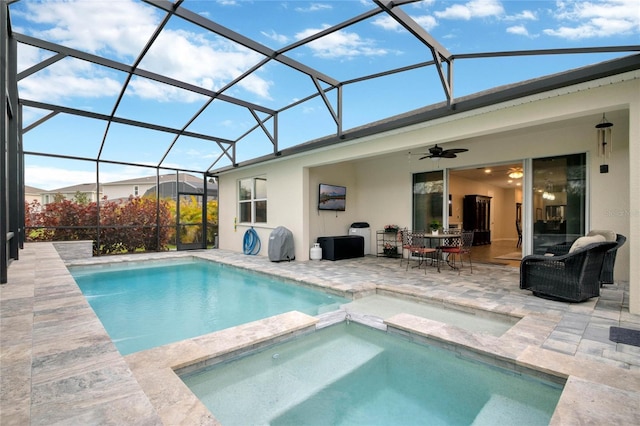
top-left (9, 0), bottom-right (640, 177)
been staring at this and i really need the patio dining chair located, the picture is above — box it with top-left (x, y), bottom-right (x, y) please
top-left (403, 230), bottom-right (437, 273)
top-left (439, 231), bottom-right (474, 274)
top-left (435, 229), bottom-right (460, 250)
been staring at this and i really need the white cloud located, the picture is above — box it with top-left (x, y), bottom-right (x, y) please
top-left (137, 30), bottom-right (268, 99)
top-left (372, 15), bottom-right (402, 31)
top-left (414, 15), bottom-right (439, 31)
top-left (296, 26), bottom-right (387, 59)
top-left (504, 10), bottom-right (537, 21)
top-left (18, 59), bottom-right (122, 103)
top-left (25, 164), bottom-right (176, 190)
top-left (435, 0), bottom-right (505, 20)
top-left (372, 14), bottom-right (437, 32)
top-left (295, 3), bottom-right (333, 13)
top-left (17, 0), bottom-right (273, 104)
top-left (544, 0), bottom-right (640, 39)
top-left (507, 25), bottom-right (531, 37)
top-left (23, 0), bottom-right (159, 59)
top-left (261, 30), bottom-right (290, 45)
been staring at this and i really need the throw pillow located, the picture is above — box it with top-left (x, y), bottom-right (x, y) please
top-left (587, 229), bottom-right (616, 242)
top-left (569, 234), bottom-right (606, 253)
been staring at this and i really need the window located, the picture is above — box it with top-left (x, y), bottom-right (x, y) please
top-left (133, 185), bottom-right (139, 196)
top-left (238, 177), bottom-right (267, 224)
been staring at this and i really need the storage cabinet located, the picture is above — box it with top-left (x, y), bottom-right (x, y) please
top-left (463, 195), bottom-right (492, 245)
top-left (376, 230), bottom-right (400, 257)
top-left (317, 236), bottom-right (364, 260)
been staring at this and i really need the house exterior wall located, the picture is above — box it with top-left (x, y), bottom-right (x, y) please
top-left (101, 183), bottom-right (155, 200)
top-left (217, 73), bottom-right (639, 314)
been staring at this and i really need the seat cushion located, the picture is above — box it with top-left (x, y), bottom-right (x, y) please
top-left (587, 229), bottom-right (616, 242)
top-left (569, 234), bottom-right (606, 253)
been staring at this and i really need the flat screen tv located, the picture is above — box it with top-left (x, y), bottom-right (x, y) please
top-left (318, 183), bottom-right (346, 211)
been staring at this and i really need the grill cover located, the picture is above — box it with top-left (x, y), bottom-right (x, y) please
top-left (268, 226), bottom-right (295, 262)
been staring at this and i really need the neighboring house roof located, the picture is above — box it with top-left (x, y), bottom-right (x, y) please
top-left (24, 185), bottom-right (46, 194)
top-left (143, 180), bottom-right (217, 198)
top-left (100, 173), bottom-right (202, 187)
top-left (45, 173), bottom-right (202, 194)
top-left (47, 183), bottom-right (100, 194)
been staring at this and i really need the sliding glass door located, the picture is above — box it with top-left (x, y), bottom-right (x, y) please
top-left (531, 153), bottom-right (586, 254)
top-left (412, 171), bottom-right (444, 231)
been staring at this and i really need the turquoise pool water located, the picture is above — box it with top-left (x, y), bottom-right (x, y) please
top-left (182, 322), bottom-right (563, 425)
top-left (71, 259), bottom-right (348, 355)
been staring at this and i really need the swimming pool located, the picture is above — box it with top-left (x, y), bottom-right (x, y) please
top-left (182, 322), bottom-right (563, 425)
top-left (71, 258), bottom-right (349, 355)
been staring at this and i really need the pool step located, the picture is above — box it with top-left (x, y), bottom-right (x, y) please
top-left (192, 333), bottom-right (384, 425)
top-left (472, 394), bottom-right (549, 426)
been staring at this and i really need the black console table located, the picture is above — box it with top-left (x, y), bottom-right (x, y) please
top-left (317, 235), bottom-right (364, 260)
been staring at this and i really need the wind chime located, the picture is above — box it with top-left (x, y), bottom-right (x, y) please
top-left (595, 113), bottom-right (613, 173)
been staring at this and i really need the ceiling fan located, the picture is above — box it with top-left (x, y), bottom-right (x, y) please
top-left (418, 144), bottom-right (469, 160)
top-left (507, 167), bottom-right (523, 179)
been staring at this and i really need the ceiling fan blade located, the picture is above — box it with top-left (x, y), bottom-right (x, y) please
top-left (441, 152), bottom-right (457, 158)
top-left (418, 155), bottom-right (432, 160)
top-left (443, 148), bottom-right (469, 154)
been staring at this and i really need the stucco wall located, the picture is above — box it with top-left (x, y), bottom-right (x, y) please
top-left (217, 73), bottom-right (638, 312)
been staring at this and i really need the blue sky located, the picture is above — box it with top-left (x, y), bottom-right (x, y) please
top-left (9, 0), bottom-right (640, 190)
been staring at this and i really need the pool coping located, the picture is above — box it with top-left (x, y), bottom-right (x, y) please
top-left (3, 244), bottom-right (639, 425)
top-left (124, 307), bottom-right (640, 425)
top-left (103, 252), bottom-right (640, 425)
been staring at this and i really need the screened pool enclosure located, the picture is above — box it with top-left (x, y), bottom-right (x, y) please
top-left (2, 0), bottom-right (639, 282)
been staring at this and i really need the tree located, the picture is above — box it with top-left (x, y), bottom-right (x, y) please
top-left (73, 191), bottom-right (90, 205)
top-left (25, 196), bottom-right (173, 254)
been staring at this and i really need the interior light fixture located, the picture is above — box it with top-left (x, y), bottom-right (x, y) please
top-left (508, 167), bottom-right (523, 179)
top-left (542, 181), bottom-right (556, 200)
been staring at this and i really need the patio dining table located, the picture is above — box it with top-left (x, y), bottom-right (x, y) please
top-left (413, 232), bottom-right (462, 272)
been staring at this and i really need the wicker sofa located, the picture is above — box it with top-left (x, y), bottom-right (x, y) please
top-left (545, 231), bottom-right (626, 285)
top-left (520, 241), bottom-right (617, 302)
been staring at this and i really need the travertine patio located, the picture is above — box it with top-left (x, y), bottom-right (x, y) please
top-left (1, 242), bottom-right (639, 425)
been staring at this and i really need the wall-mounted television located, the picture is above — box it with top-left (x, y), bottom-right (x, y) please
top-left (318, 183), bottom-right (346, 211)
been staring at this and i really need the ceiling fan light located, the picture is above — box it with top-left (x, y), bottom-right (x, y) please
top-left (508, 170), bottom-right (523, 179)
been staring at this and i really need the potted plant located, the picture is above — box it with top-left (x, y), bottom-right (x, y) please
top-left (383, 242), bottom-right (398, 257)
top-left (429, 219), bottom-right (440, 235)
top-left (384, 224), bottom-right (399, 233)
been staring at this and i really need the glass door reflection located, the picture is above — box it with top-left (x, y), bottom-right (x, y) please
top-left (532, 154), bottom-right (586, 254)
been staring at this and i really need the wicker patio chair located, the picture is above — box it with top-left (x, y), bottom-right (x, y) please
top-left (520, 241), bottom-right (617, 302)
top-left (545, 233), bottom-right (626, 285)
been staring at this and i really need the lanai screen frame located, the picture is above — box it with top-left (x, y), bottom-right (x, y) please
top-left (2, 0), bottom-right (639, 282)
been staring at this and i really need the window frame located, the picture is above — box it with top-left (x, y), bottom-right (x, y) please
top-left (238, 176), bottom-right (267, 224)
